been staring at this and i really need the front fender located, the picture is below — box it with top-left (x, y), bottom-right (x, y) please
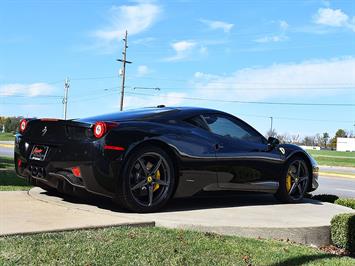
top-left (279, 144), bottom-right (319, 191)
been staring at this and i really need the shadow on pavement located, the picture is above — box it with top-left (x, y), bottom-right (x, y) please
top-left (40, 188), bottom-right (324, 214)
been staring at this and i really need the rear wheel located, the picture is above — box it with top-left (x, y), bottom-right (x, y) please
top-left (275, 157), bottom-right (310, 203)
top-left (116, 146), bottom-right (175, 212)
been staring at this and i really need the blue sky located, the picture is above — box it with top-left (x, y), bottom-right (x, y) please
top-left (0, 0), bottom-right (354, 137)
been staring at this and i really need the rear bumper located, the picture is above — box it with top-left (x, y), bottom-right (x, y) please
top-left (14, 135), bottom-right (124, 198)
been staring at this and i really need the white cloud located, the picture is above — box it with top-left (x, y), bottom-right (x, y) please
top-left (92, 2), bottom-right (161, 46)
top-left (279, 20), bottom-right (289, 31)
top-left (0, 83), bottom-right (55, 97)
top-left (313, 8), bottom-right (355, 31)
top-left (255, 20), bottom-right (289, 43)
top-left (132, 37), bottom-right (156, 45)
top-left (172, 40), bottom-right (196, 52)
top-left (137, 65), bottom-right (150, 76)
top-left (123, 92), bottom-right (186, 109)
top-left (255, 35), bottom-right (288, 43)
top-left (191, 57), bottom-right (355, 101)
top-left (200, 19), bottom-right (234, 33)
top-left (164, 40), bottom-right (197, 61)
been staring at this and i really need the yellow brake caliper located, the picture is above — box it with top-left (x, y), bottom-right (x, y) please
top-left (286, 174), bottom-right (292, 192)
top-left (153, 169), bottom-right (160, 192)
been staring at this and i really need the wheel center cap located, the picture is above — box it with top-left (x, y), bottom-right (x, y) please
top-left (147, 176), bottom-right (153, 183)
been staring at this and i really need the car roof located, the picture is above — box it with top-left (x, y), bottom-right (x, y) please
top-left (78, 106), bottom-right (223, 122)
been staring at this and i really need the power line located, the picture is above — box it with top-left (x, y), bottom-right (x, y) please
top-left (70, 75), bottom-right (116, 81)
top-left (124, 91), bottom-right (355, 107)
top-left (0, 94), bottom-right (63, 98)
top-left (126, 85), bottom-right (355, 91)
top-left (127, 75), bottom-right (355, 86)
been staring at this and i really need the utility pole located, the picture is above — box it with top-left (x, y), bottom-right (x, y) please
top-left (117, 30), bottom-right (132, 111)
top-left (63, 77), bottom-right (70, 120)
top-left (269, 116), bottom-right (273, 134)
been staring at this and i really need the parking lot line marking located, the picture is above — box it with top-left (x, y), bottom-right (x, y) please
top-left (0, 144), bottom-right (14, 148)
top-left (335, 188), bottom-right (355, 193)
top-left (320, 172), bottom-right (355, 179)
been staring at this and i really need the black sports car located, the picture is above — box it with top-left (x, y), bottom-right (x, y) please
top-left (15, 106), bottom-right (319, 212)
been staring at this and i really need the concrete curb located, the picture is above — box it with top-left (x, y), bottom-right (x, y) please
top-left (27, 187), bottom-right (355, 247)
top-left (1, 222), bottom-right (155, 238)
top-left (157, 222), bottom-right (331, 246)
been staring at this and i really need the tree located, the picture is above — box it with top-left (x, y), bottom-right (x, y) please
top-left (1, 116), bottom-right (22, 133)
top-left (315, 133), bottom-right (323, 147)
top-left (322, 132), bottom-right (330, 148)
top-left (266, 129), bottom-right (277, 138)
top-left (303, 136), bottom-right (315, 146)
top-left (290, 134), bottom-right (300, 144)
top-left (330, 129), bottom-right (348, 149)
top-left (277, 133), bottom-right (290, 144)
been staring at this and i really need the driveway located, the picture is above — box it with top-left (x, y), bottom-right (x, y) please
top-left (0, 190), bottom-right (154, 236)
top-left (1, 187), bottom-right (353, 247)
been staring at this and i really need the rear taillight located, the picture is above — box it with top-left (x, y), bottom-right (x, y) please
top-left (17, 159), bottom-right (22, 169)
top-left (19, 119), bottom-right (28, 133)
top-left (93, 121), bottom-right (119, 139)
top-left (71, 167), bottom-right (81, 177)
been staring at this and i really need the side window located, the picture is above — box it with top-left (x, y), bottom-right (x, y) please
top-left (185, 116), bottom-right (209, 131)
top-left (202, 114), bottom-right (264, 143)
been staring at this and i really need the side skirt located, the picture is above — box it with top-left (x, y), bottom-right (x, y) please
top-left (203, 181), bottom-right (279, 193)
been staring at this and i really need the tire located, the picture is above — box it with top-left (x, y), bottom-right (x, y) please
top-left (115, 145), bottom-right (176, 213)
top-left (274, 156), bottom-right (310, 203)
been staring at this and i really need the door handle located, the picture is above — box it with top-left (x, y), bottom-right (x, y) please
top-left (215, 143), bottom-right (224, 150)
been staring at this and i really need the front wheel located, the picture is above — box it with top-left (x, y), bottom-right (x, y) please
top-left (274, 157), bottom-right (310, 203)
top-left (116, 146), bottom-right (176, 212)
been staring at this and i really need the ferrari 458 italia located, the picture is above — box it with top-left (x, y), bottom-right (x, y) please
top-left (15, 106), bottom-right (319, 212)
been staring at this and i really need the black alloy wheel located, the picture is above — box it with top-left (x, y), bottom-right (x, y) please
top-left (275, 156), bottom-right (310, 203)
top-left (116, 146), bottom-right (175, 212)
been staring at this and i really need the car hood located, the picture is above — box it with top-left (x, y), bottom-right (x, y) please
top-left (278, 143), bottom-right (318, 166)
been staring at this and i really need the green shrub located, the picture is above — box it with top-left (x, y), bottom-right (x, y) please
top-left (311, 194), bottom-right (339, 203)
top-left (335, 198), bottom-right (355, 210)
top-left (331, 213), bottom-right (355, 254)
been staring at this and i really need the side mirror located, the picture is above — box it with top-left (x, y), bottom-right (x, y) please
top-left (267, 137), bottom-right (280, 151)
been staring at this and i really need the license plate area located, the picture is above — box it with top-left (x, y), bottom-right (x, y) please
top-left (30, 145), bottom-right (49, 161)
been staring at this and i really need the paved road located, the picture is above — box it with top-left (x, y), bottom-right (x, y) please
top-left (0, 141), bottom-right (13, 158)
top-left (320, 165), bottom-right (355, 174)
top-left (314, 175), bottom-right (355, 198)
top-left (0, 146), bottom-right (13, 157)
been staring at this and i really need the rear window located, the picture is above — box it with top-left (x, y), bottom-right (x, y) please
top-left (79, 108), bottom-right (178, 123)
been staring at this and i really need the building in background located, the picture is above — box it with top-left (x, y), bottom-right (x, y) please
top-left (336, 138), bottom-right (355, 152)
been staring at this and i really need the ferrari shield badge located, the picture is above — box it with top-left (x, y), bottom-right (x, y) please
top-left (279, 147), bottom-right (285, 155)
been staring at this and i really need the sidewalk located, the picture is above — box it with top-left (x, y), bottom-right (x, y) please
top-left (0, 190), bottom-right (154, 236)
top-left (1, 187), bottom-right (352, 246)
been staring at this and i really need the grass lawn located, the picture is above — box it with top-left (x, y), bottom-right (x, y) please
top-left (1, 227), bottom-right (354, 266)
top-left (0, 156), bottom-right (32, 191)
top-left (0, 133), bottom-right (15, 141)
top-left (307, 150), bottom-right (355, 167)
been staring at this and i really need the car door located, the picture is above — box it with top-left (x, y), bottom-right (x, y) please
top-left (201, 113), bottom-right (283, 193)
